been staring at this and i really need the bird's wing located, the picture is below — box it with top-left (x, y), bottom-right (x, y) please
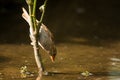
top-left (38, 24), bottom-right (57, 62)
top-left (38, 23), bottom-right (55, 53)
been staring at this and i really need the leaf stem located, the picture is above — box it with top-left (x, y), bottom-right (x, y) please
top-left (38, 0), bottom-right (48, 29)
top-left (33, 0), bottom-right (37, 16)
top-left (32, 0), bottom-right (37, 31)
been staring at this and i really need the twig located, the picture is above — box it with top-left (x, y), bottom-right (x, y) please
top-left (22, 0), bottom-right (48, 80)
top-left (38, 0), bottom-right (48, 30)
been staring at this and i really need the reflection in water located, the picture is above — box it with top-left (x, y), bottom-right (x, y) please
top-left (110, 58), bottom-right (120, 62)
top-left (108, 57), bottom-right (120, 80)
top-left (108, 76), bottom-right (120, 80)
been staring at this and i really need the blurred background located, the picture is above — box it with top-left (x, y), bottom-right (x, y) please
top-left (0, 0), bottom-right (120, 44)
top-left (0, 0), bottom-right (120, 80)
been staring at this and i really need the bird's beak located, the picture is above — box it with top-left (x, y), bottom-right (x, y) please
top-left (50, 55), bottom-right (55, 62)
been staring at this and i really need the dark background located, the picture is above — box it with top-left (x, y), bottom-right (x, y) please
top-left (0, 0), bottom-right (120, 44)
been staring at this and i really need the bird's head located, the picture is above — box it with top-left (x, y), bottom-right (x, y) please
top-left (49, 46), bottom-right (57, 62)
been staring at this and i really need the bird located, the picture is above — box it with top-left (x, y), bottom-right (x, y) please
top-left (22, 8), bottom-right (57, 62)
top-left (38, 23), bottom-right (57, 62)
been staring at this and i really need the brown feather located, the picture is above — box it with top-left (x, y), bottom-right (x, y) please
top-left (38, 24), bottom-right (57, 61)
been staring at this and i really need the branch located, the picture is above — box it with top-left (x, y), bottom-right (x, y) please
top-left (22, 8), bottom-right (30, 25)
top-left (38, 0), bottom-right (48, 30)
top-left (22, 0), bottom-right (49, 80)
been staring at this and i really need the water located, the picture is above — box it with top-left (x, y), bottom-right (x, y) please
top-left (0, 37), bottom-right (120, 80)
